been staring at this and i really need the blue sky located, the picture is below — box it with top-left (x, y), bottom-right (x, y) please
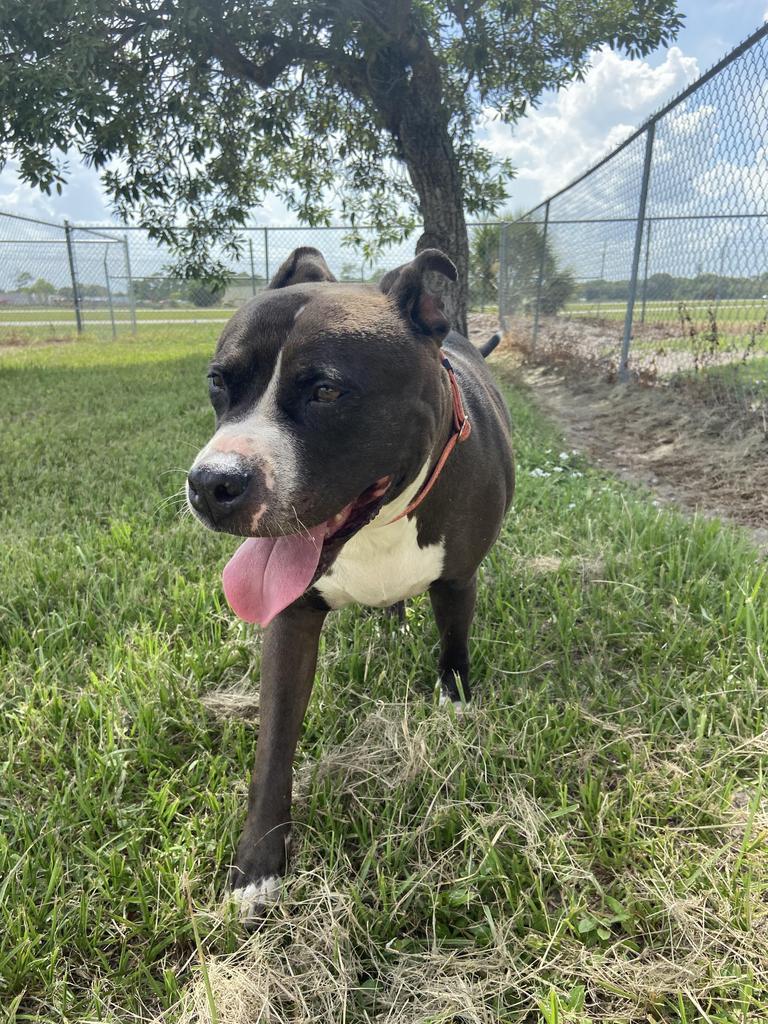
top-left (0, 1), bottom-right (765, 226)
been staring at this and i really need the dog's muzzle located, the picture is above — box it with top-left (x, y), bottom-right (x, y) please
top-left (187, 465), bottom-right (253, 523)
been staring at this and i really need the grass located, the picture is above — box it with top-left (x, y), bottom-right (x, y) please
top-left (0, 307), bottom-right (232, 346)
top-left (698, 355), bottom-right (768, 388)
top-left (2, 333), bottom-right (768, 1022)
top-left (0, 307), bottom-right (232, 322)
top-left (0, 321), bottom-right (225, 347)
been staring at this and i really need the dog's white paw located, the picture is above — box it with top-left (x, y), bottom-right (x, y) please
top-left (438, 688), bottom-right (467, 714)
top-left (225, 875), bottom-right (282, 923)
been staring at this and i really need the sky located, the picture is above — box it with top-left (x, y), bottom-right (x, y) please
top-left (0, 1), bottom-right (766, 227)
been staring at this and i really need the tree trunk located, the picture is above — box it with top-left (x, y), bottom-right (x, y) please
top-left (368, 33), bottom-right (470, 336)
top-left (399, 111), bottom-right (470, 338)
top-left (398, 81), bottom-right (469, 336)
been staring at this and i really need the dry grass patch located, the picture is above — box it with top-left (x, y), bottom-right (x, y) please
top-left (167, 696), bottom-right (768, 1023)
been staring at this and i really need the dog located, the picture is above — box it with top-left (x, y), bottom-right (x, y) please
top-left (186, 246), bottom-right (514, 922)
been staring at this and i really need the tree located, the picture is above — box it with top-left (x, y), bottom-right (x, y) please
top-left (78, 283), bottom-right (110, 298)
top-left (184, 280), bottom-right (226, 307)
top-left (0, 1), bottom-right (682, 334)
top-left (539, 269), bottom-right (575, 315)
top-left (16, 275), bottom-right (57, 304)
top-left (131, 277), bottom-right (176, 305)
top-left (473, 218), bottom-right (574, 316)
top-left (468, 221), bottom-right (501, 310)
top-left (339, 261), bottom-right (366, 282)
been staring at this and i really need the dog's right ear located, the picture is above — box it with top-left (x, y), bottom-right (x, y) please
top-left (379, 249), bottom-right (457, 343)
top-left (268, 247), bottom-right (337, 289)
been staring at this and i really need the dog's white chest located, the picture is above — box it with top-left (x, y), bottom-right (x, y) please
top-left (315, 514), bottom-right (444, 610)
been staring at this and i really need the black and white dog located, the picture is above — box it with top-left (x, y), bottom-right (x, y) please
top-left (186, 247), bottom-right (514, 922)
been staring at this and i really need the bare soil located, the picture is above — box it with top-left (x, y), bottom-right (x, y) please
top-left (503, 356), bottom-right (768, 553)
top-left (466, 311), bottom-right (501, 347)
top-left (469, 310), bottom-right (768, 553)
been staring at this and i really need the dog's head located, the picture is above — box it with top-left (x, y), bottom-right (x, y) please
top-left (186, 245), bottom-right (457, 548)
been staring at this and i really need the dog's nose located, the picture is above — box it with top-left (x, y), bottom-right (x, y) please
top-left (187, 466), bottom-right (252, 518)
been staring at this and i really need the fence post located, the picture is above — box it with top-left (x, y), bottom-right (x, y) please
top-left (532, 199), bottom-right (550, 350)
top-left (597, 239), bottom-right (607, 317)
top-left (619, 121), bottom-right (656, 381)
top-left (263, 227), bottom-right (270, 283)
top-left (248, 236), bottom-right (257, 296)
top-left (498, 220), bottom-right (509, 335)
top-left (640, 218), bottom-right (653, 324)
top-left (715, 239), bottom-right (728, 304)
top-left (103, 247), bottom-right (116, 340)
top-left (123, 234), bottom-right (137, 333)
top-left (64, 220), bottom-right (83, 334)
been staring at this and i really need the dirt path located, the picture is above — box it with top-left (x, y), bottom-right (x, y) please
top-left (501, 359), bottom-right (768, 554)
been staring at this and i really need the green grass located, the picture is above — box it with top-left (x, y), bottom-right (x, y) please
top-left (699, 355), bottom-right (768, 387)
top-left (2, 335), bottom-right (768, 1022)
top-left (0, 308), bottom-right (234, 346)
top-left (0, 321), bottom-right (225, 347)
top-left (0, 307), bottom-right (233, 322)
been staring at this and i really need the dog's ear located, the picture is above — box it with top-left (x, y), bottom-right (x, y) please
top-left (379, 249), bottom-right (457, 342)
top-left (268, 247), bottom-right (337, 289)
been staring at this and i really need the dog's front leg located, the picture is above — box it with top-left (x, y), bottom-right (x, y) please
top-left (227, 602), bottom-right (326, 923)
top-left (429, 576), bottom-right (477, 708)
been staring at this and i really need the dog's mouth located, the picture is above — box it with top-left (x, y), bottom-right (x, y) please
top-left (318, 474), bottom-right (393, 547)
top-left (221, 475), bottom-right (393, 627)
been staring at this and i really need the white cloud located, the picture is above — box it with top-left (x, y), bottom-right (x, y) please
top-left (0, 157), bottom-right (115, 225)
top-left (665, 103), bottom-right (717, 136)
top-left (483, 46), bottom-right (700, 212)
top-left (0, 153), bottom-right (306, 231)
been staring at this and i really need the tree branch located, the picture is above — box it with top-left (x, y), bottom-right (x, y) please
top-left (202, 18), bottom-right (368, 95)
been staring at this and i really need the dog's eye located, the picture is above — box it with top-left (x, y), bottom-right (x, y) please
top-left (312, 383), bottom-right (342, 403)
top-left (207, 371), bottom-right (225, 391)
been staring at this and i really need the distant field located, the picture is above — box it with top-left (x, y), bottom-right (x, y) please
top-left (559, 299), bottom-right (768, 373)
top-left (566, 297), bottom-right (768, 326)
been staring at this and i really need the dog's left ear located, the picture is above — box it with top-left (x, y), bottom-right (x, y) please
top-left (379, 249), bottom-right (457, 343)
top-left (268, 247), bottom-right (337, 289)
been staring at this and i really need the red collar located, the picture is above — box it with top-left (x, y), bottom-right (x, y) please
top-left (388, 356), bottom-right (471, 524)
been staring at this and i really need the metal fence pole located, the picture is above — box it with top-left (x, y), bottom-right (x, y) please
top-left (498, 221), bottom-right (509, 335)
top-left (103, 247), bottom-right (117, 340)
top-left (532, 199), bottom-right (550, 350)
top-left (248, 237), bottom-right (257, 296)
top-left (263, 227), bottom-right (270, 283)
top-left (123, 234), bottom-right (137, 333)
top-left (640, 218), bottom-right (653, 325)
top-left (64, 219), bottom-right (83, 334)
top-left (716, 239), bottom-right (729, 304)
top-left (597, 239), bottom-right (607, 317)
top-left (619, 121), bottom-right (656, 381)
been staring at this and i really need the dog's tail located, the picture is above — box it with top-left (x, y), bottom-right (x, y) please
top-left (479, 332), bottom-right (501, 359)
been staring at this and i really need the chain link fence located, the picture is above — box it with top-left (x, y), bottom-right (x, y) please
top-left (0, 215), bottom-right (500, 344)
top-left (499, 23), bottom-right (768, 428)
top-left (0, 213), bottom-right (132, 341)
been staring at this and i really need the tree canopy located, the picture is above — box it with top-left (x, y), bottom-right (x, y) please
top-left (0, 0), bottom-right (682, 328)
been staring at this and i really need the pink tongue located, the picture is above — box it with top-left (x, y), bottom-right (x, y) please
top-left (222, 525), bottom-right (327, 626)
